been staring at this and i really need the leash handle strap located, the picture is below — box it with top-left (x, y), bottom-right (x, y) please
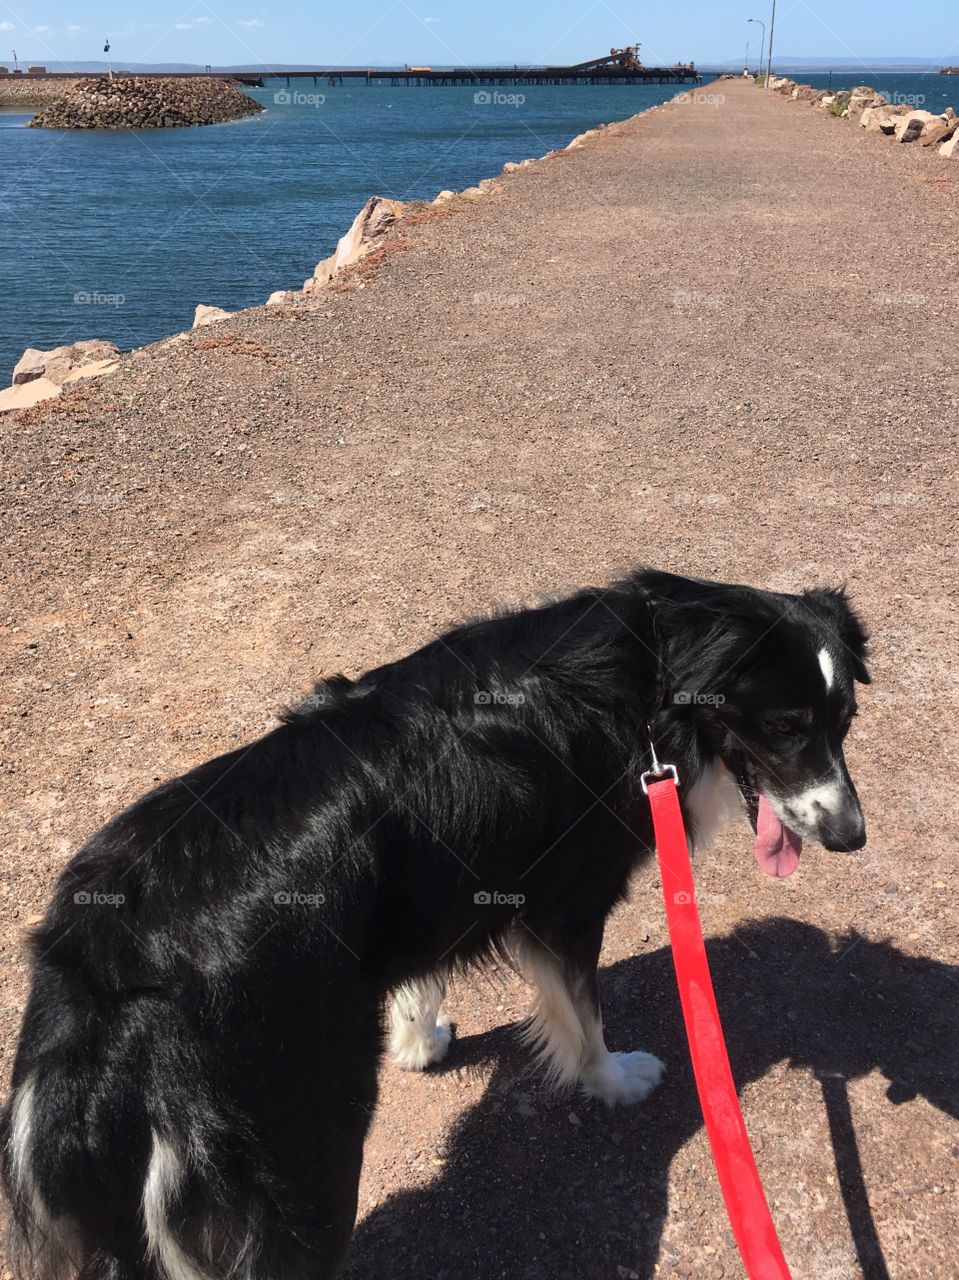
top-left (647, 774), bottom-right (792, 1280)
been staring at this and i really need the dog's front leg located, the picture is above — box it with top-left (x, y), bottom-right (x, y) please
top-left (514, 922), bottom-right (665, 1106)
top-left (389, 973), bottom-right (452, 1070)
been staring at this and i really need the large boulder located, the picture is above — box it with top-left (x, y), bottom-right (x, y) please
top-left (939, 132), bottom-right (959, 158)
top-left (11, 348), bottom-right (51, 385)
top-left (863, 106), bottom-right (908, 134)
top-left (0, 377), bottom-right (62, 414)
top-left (12, 339), bottom-right (119, 386)
top-left (846, 86), bottom-right (885, 120)
top-left (61, 357), bottom-right (120, 384)
top-left (860, 103), bottom-right (900, 130)
top-left (920, 117), bottom-right (958, 147)
top-left (307, 196), bottom-right (405, 293)
top-left (193, 304), bottom-right (234, 328)
top-left (894, 110), bottom-right (939, 142)
top-left (73, 338), bottom-right (118, 359)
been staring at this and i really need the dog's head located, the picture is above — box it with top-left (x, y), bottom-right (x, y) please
top-left (647, 574), bottom-right (870, 875)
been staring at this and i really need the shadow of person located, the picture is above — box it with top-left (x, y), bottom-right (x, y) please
top-left (342, 919), bottom-right (958, 1280)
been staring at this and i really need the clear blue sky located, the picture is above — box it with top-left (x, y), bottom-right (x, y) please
top-left (1, 1), bottom-right (956, 68)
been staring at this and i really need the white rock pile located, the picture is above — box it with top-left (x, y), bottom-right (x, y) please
top-left (763, 77), bottom-right (959, 156)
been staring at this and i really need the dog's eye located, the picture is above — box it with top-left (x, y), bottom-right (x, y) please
top-left (769, 718), bottom-right (796, 735)
top-left (762, 714), bottom-right (806, 738)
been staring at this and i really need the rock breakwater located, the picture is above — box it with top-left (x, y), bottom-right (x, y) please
top-left (28, 76), bottom-right (262, 130)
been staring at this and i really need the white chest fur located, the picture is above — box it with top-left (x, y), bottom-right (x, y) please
top-left (684, 760), bottom-right (744, 849)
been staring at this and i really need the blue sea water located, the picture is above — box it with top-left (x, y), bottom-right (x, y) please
top-left (792, 70), bottom-right (958, 114)
top-left (0, 79), bottom-right (686, 379)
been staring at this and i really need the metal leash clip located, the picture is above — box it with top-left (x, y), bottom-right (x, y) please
top-left (640, 732), bottom-right (680, 794)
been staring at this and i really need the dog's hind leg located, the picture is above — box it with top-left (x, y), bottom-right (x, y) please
top-left (389, 973), bottom-right (452, 1071)
top-left (514, 923), bottom-right (664, 1107)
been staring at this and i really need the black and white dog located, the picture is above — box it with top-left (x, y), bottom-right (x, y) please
top-left (1, 569), bottom-right (869, 1280)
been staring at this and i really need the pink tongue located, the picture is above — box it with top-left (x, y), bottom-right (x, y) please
top-left (754, 794), bottom-right (803, 878)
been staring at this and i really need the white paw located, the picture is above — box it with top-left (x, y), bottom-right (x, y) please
top-left (390, 1011), bottom-right (452, 1072)
top-left (579, 1051), bottom-right (665, 1107)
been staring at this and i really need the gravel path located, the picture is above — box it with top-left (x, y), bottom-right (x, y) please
top-left (1, 80), bottom-right (957, 1279)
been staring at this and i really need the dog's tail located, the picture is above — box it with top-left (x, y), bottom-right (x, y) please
top-left (1, 958), bottom-right (256, 1280)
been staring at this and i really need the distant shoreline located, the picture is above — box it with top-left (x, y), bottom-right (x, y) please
top-left (3, 59), bottom-right (958, 76)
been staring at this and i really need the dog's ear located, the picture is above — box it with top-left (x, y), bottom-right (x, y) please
top-left (650, 585), bottom-right (780, 697)
top-left (802, 588), bottom-right (871, 685)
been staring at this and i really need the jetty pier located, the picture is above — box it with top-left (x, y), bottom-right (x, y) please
top-left (5, 49), bottom-right (700, 91)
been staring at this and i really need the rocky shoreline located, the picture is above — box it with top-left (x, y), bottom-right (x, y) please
top-left (28, 75), bottom-right (262, 130)
top-left (0, 99), bottom-right (663, 414)
top-left (763, 75), bottom-right (959, 154)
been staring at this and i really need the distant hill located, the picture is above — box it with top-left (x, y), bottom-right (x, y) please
top-left (2, 56), bottom-right (955, 76)
top-left (705, 56), bottom-right (955, 74)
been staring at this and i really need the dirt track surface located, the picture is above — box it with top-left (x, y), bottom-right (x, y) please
top-left (2, 80), bottom-right (958, 1278)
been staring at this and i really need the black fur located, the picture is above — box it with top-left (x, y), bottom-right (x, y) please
top-left (0, 569), bottom-right (870, 1280)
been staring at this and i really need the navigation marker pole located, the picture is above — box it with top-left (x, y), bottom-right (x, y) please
top-left (765, 0), bottom-right (777, 87)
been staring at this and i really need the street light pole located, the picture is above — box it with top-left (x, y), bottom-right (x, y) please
top-left (747, 19), bottom-right (765, 82)
top-left (765, 0), bottom-right (777, 88)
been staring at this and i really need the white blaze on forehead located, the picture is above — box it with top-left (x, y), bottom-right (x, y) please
top-left (818, 647), bottom-right (835, 692)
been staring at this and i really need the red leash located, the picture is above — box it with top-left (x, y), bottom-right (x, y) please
top-left (643, 758), bottom-right (792, 1280)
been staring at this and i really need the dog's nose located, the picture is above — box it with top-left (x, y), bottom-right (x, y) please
top-left (821, 821), bottom-right (867, 853)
